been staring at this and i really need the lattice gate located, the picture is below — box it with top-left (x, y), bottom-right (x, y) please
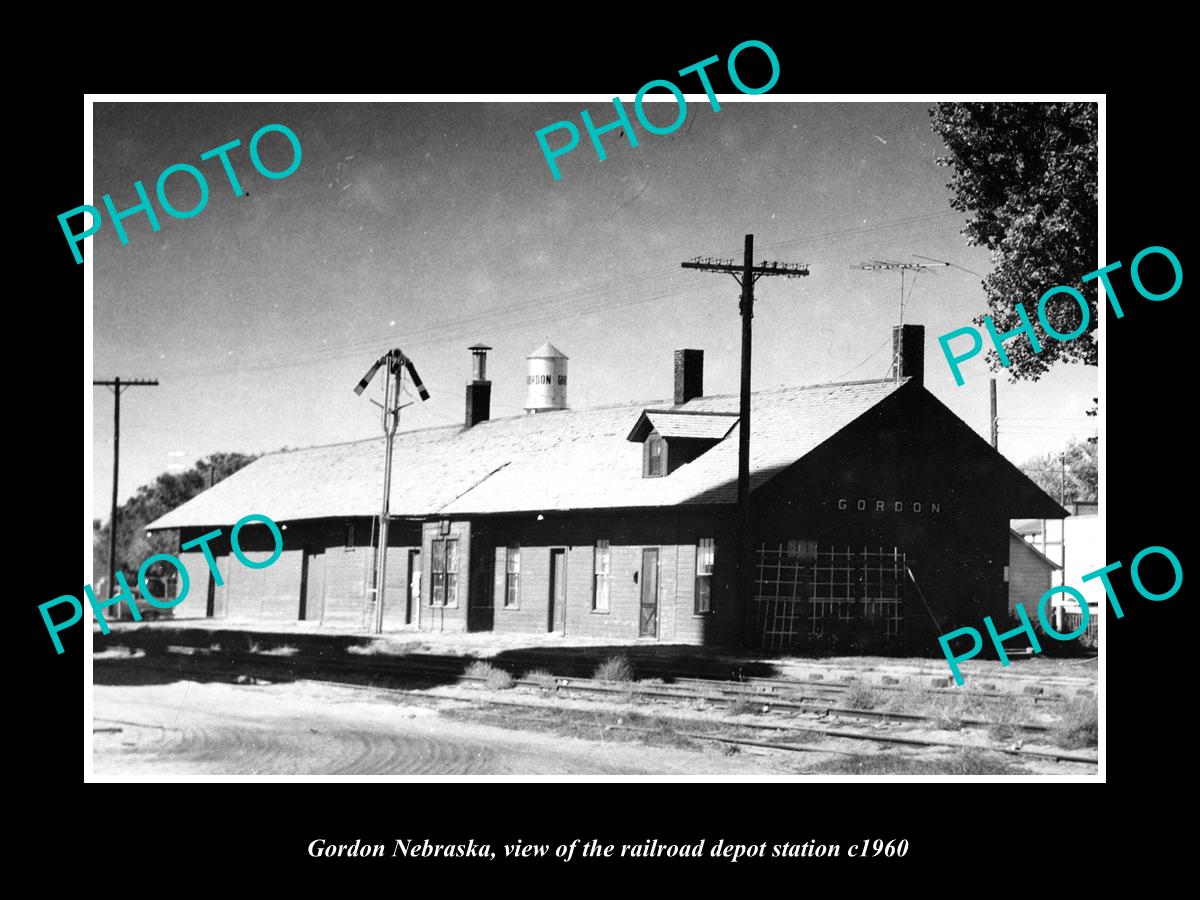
top-left (755, 542), bottom-right (907, 653)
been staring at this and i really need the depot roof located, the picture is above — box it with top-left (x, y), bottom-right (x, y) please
top-left (147, 377), bottom-right (1063, 529)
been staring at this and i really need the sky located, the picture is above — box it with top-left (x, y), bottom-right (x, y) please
top-left (90, 100), bottom-right (1099, 515)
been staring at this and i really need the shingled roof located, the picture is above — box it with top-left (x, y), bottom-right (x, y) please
top-left (626, 410), bottom-right (740, 442)
top-left (147, 378), bottom-right (909, 529)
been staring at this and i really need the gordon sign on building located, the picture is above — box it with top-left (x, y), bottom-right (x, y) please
top-left (838, 499), bottom-right (942, 513)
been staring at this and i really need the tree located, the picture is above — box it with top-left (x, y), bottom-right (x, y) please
top-left (1020, 438), bottom-right (1097, 506)
top-left (93, 451), bottom-right (259, 590)
top-left (930, 103), bottom-right (1098, 381)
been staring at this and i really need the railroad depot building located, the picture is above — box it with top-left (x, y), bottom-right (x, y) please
top-left (147, 326), bottom-right (1065, 653)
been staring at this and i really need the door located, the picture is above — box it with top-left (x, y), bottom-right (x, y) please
top-left (302, 548), bottom-right (324, 624)
top-left (205, 567), bottom-right (216, 617)
top-left (406, 549), bottom-right (420, 625)
top-left (640, 548), bottom-right (659, 637)
top-left (299, 548), bottom-right (311, 620)
top-left (468, 544), bottom-right (495, 632)
top-left (548, 549), bottom-right (566, 633)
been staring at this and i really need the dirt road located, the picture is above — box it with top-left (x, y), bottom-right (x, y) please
top-left (93, 680), bottom-right (788, 776)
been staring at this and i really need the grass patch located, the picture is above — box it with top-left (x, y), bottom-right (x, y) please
top-left (1052, 697), bottom-right (1098, 749)
top-left (594, 654), bottom-right (635, 684)
top-left (882, 683), bottom-right (1038, 735)
top-left (929, 697), bottom-right (968, 731)
top-left (725, 699), bottom-right (760, 717)
top-left (810, 749), bottom-right (1026, 775)
top-left (524, 668), bottom-right (559, 691)
top-left (983, 695), bottom-right (1029, 742)
top-left (259, 645), bottom-right (299, 657)
top-left (464, 660), bottom-right (515, 690)
top-left (347, 642), bottom-right (413, 657)
top-left (843, 683), bottom-right (885, 710)
top-left (92, 645), bottom-right (143, 661)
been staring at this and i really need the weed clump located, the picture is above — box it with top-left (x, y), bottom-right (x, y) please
top-left (594, 654), bottom-right (635, 684)
top-left (464, 660), bottom-right (515, 690)
top-left (843, 683), bottom-right (884, 710)
top-left (725, 699), bottom-right (759, 717)
top-left (1052, 697), bottom-right (1098, 749)
top-left (525, 668), bottom-right (558, 691)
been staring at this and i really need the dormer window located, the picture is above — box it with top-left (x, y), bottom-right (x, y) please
top-left (628, 409), bottom-right (739, 478)
top-left (647, 435), bottom-right (665, 477)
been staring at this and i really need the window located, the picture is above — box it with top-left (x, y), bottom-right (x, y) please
top-left (593, 540), bottom-right (611, 611)
top-left (344, 522), bottom-right (355, 551)
top-left (431, 537), bottom-right (459, 606)
top-left (695, 538), bottom-right (715, 614)
top-left (505, 545), bottom-right (521, 608)
top-left (787, 539), bottom-right (818, 561)
top-left (647, 436), bottom-right (664, 477)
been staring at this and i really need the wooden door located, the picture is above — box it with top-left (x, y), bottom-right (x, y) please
top-left (468, 544), bottom-right (495, 632)
top-left (640, 549), bottom-right (659, 637)
top-left (299, 548), bottom-right (311, 620)
top-left (548, 549), bottom-right (566, 633)
top-left (406, 549), bottom-right (420, 626)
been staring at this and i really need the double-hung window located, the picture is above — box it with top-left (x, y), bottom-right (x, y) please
top-left (695, 538), bottom-right (715, 614)
top-left (593, 540), bottom-right (611, 611)
top-left (431, 538), bottom-right (459, 606)
top-left (505, 545), bottom-right (521, 608)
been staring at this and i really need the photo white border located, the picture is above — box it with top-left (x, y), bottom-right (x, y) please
top-left (83, 91), bottom-right (1106, 785)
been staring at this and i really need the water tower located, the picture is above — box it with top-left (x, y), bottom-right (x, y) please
top-left (525, 340), bottom-right (568, 413)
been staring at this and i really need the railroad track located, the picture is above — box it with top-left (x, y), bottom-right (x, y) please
top-left (150, 642), bottom-right (1079, 703)
top-left (96, 651), bottom-right (1096, 765)
top-left (143, 648), bottom-right (1056, 729)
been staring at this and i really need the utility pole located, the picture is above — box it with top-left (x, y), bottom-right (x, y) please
top-left (1060, 452), bottom-right (1067, 506)
top-left (1059, 451), bottom-right (1068, 590)
top-left (990, 378), bottom-right (998, 450)
top-left (93, 377), bottom-right (158, 610)
top-left (682, 237), bottom-right (809, 645)
top-left (354, 348), bottom-right (429, 634)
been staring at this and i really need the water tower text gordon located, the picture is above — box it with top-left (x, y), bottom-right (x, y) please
top-left (527, 374), bottom-right (567, 385)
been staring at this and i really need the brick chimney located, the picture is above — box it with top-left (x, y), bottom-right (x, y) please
top-left (674, 349), bottom-right (704, 405)
top-left (465, 344), bottom-right (492, 427)
top-left (891, 325), bottom-right (924, 385)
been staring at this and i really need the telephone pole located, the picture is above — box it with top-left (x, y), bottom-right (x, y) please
top-left (93, 377), bottom-right (159, 606)
top-left (682, 236), bottom-right (809, 645)
top-left (1060, 452), bottom-right (1067, 506)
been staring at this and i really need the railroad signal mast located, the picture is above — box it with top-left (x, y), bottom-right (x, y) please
top-left (354, 348), bottom-right (430, 634)
top-left (681, 235), bottom-right (810, 643)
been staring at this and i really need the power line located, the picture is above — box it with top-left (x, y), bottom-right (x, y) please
top-left (832, 334), bottom-right (892, 381)
top-left (161, 215), bottom-right (973, 381)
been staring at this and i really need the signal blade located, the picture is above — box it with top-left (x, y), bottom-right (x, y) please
top-left (403, 357), bottom-right (430, 401)
top-left (353, 356), bottom-right (386, 395)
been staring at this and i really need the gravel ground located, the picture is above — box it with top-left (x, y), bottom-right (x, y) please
top-left (93, 679), bottom-right (805, 777)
